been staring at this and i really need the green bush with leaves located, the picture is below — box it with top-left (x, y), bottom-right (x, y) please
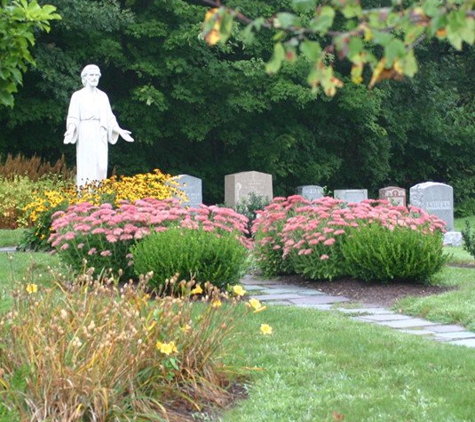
top-left (461, 220), bottom-right (475, 258)
top-left (0, 176), bottom-right (37, 229)
top-left (341, 224), bottom-right (449, 283)
top-left (234, 192), bottom-right (271, 238)
top-left (132, 227), bottom-right (249, 290)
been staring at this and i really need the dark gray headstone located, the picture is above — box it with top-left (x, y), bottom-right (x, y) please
top-left (177, 174), bottom-right (202, 208)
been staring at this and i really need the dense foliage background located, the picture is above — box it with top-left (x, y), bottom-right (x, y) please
top-left (1, 0), bottom-right (474, 212)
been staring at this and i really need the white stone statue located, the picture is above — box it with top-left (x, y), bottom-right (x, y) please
top-left (64, 64), bottom-right (134, 187)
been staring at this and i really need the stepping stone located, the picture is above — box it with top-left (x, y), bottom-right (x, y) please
top-left (295, 289), bottom-right (327, 296)
top-left (434, 331), bottom-right (475, 340)
top-left (251, 293), bottom-right (305, 301)
top-left (358, 314), bottom-right (413, 322)
top-left (288, 295), bottom-right (350, 305)
top-left (375, 318), bottom-right (439, 328)
top-left (337, 307), bottom-right (395, 315)
top-left (424, 324), bottom-right (466, 333)
top-left (446, 339), bottom-right (475, 348)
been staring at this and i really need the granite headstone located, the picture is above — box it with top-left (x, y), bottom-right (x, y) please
top-left (177, 174), bottom-right (202, 208)
top-left (296, 185), bottom-right (324, 201)
top-left (225, 171), bottom-right (273, 207)
top-left (379, 186), bottom-right (406, 207)
top-left (409, 182), bottom-right (454, 230)
top-left (334, 189), bottom-right (368, 203)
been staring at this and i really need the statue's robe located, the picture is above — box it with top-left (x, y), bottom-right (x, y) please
top-left (65, 87), bottom-right (120, 187)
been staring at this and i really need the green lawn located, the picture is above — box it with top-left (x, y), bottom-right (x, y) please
top-left (222, 306), bottom-right (475, 422)
top-left (0, 229), bottom-right (25, 248)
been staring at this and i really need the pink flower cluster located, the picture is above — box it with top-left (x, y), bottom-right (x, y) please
top-left (253, 195), bottom-right (447, 261)
top-left (49, 198), bottom-right (252, 254)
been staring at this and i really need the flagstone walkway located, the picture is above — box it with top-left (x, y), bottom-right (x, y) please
top-left (241, 274), bottom-right (475, 349)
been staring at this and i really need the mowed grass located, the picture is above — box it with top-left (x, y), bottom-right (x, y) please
top-left (396, 266), bottom-right (475, 330)
top-left (223, 306), bottom-right (475, 422)
top-left (0, 229), bottom-right (25, 248)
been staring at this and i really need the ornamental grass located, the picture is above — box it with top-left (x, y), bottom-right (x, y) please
top-left (0, 272), bottom-right (268, 421)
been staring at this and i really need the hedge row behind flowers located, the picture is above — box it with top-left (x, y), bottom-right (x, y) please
top-left (253, 195), bottom-right (449, 283)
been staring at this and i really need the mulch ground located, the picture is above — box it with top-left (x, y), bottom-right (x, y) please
top-left (278, 274), bottom-right (458, 308)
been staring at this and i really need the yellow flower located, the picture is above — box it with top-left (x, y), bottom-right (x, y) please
top-left (232, 285), bottom-right (247, 296)
top-left (26, 284), bottom-right (38, 294)
top-left (190, 284), bottom-right (203, 295)
top-left (211, 299), bottom-right (222, 308)
top-left (260, 324), bottom-right (273, 336)
top-left (180, 324), bottom-right (192, 333)
top-left (247, 298), bottom-right (267, 313)
top-left (156, 341), bottom-right (178, 355)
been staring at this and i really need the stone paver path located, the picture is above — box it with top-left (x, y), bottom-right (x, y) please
top-left (241, 274), bottom-right (475, 349)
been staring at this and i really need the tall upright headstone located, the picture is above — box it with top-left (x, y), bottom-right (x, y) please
top-left (225, 171), bottom-right (273, 207)
top-left (296, 185), bottom-right (324, 201)
top-left (334, 189), bottom-right (368, 203)
top-left (177, 174), bottom-right (202, 208)
top-left (409, 182), bottom-right (454, 230)
top-left (379, 186), bottom-right (406, 207)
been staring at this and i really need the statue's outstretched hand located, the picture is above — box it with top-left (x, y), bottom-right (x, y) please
top-left (64, 128), bottom-right (76, 144)
top-left (120, 129), bottom-right (134, 143)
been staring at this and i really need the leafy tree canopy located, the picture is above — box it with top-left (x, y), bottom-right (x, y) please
top-left (0, 0), bottom-right (60, 107)
top-left (201, 0), bottom-right (475, 95)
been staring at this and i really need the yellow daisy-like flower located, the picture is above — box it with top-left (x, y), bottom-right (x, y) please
top-left (26, 284), bottom-right (38, 294)
top-left (211, 299), bottom-right (222, 308)
top-left (232, 285), bottom-right (247, 296)
top-left (156, 341), bottom-right (178, 355)
top-left (247, 298), bottom-right (267, 313)
top-left (260, 324), bottom-right (273, 336)
top-left (190, 284), bottom-right (203, 295)
top-left (180, 324), bottom-right (192, 333)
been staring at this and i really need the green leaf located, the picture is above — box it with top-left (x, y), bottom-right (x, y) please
top-left (348, 37), bottom-right (364, 58)
top-left (310, 6), bottom-right (335, 34)
top-left (341, 2), bottom-right (362, 19)
top-left (372, 31), bottom-right (393, 47)
top-left (266, 42), bottom-right (286, 74)
top-left (401, 50), bottom-right (418, 77)
top-left (300, 39), bottom-right (322, 62)
top-left (422, 0), bottom-right (441, 17)
top-left (384, 38), bottom-right (406, 66)
top-left (292, 0), bottom-right (317, 13)
top-left (275, 12), bottom-right (298, 29)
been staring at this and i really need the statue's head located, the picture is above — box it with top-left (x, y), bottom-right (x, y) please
top-left (81, 64), bottom-right (101, 87)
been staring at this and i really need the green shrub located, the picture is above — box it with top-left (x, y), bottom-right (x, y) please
top-left (288, 237), bottom-right (348, 281)
top-left (341, 224), bottom-right (449, 283)
top-left (132, 228), bottom-right (249, 290)
top-left (0, 176), bottom-right (39, 229)
top-left (461, 220), bottom-right (475, 258)
top-left (234, 192), bottom-right (271, 238)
